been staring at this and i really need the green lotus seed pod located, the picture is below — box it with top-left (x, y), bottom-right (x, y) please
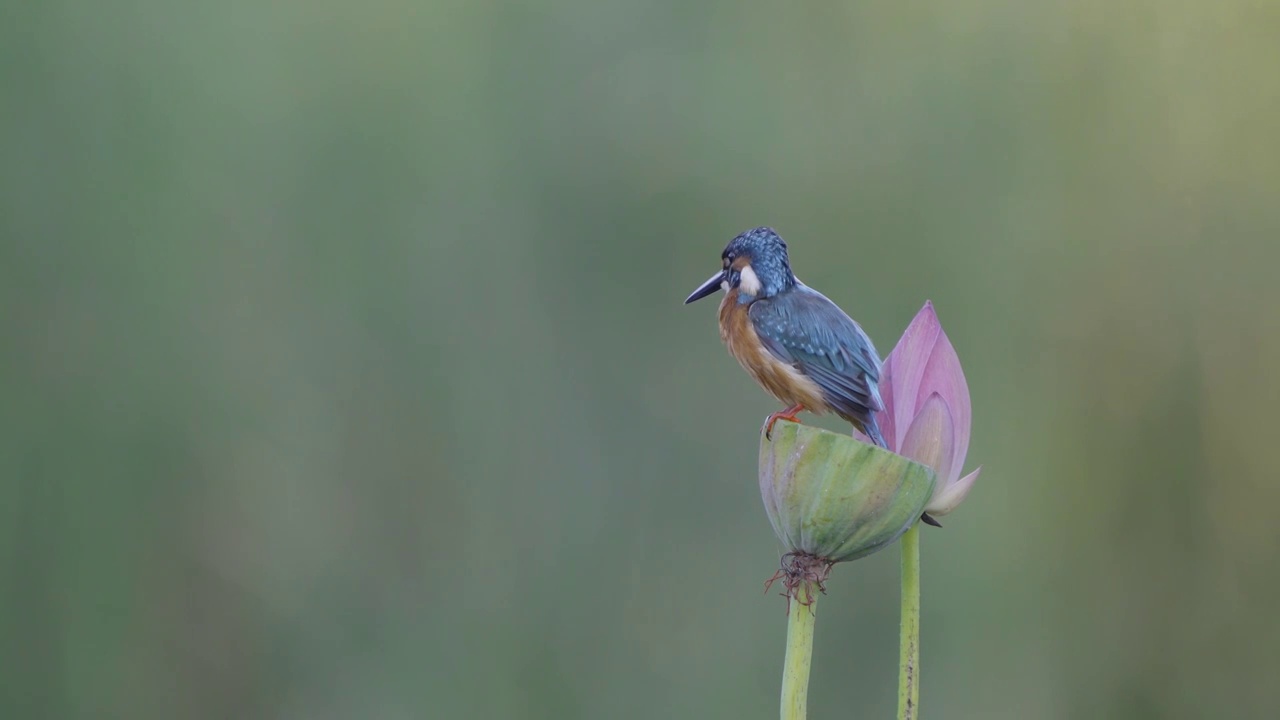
top-left (759, 423), bottom-right (936, 563)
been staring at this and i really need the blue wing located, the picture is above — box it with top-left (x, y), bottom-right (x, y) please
top-left (748, 285), bottom-right (884, 426)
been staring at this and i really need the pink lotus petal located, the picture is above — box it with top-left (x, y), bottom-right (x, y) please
top-left (877, 370), bottom-right (897, 448)
top-left (917, 325), bottom-right (971, 483)
top-left (850, 427), bottom-right (876, 446)
top-left (927, 466), bottom-right (981, 516)
top-left (876, 300), bottom-right (979, 517)
top-left (897, 393), bottom-right (956, 487)
top-left (881, 302), bottom-right (943, 451)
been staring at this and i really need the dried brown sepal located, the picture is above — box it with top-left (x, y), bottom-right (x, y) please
top-left (764, 551), bottom-right (835, 612)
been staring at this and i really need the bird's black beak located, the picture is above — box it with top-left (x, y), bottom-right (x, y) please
top-left (684, 271), bottom-right (725, 304)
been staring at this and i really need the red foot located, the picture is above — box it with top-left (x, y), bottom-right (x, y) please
top-left (764, 404), bottom-right (805, 439)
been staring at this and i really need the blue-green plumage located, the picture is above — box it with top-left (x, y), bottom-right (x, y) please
top-left (684, 227), bottom-right (887, 447)
top-left (749, 286), bottom-right (885, 440)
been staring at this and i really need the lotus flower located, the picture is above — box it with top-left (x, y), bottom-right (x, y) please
top-left (874, 301), bottom-right (980, 517)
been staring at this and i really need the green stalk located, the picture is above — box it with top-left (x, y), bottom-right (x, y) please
top-left (780, 583), bottom-right (818, 720)
top-left (897, 524), bottom-right (921, 720)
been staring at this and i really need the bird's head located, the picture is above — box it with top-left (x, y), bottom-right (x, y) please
top-left (685, 227), bottom-right (796, 305)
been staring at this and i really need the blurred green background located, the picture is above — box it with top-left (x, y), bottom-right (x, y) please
top-left (3, 1), bottom-right (1279, 718)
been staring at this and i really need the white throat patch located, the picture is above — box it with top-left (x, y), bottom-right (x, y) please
top-left (739, 264), bottom-right (763, 295)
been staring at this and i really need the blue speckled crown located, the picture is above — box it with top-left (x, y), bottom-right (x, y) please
top-left (724, 227), bottom-right (795, 298)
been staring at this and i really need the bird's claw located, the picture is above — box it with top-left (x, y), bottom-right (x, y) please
top-left (763, 405), bottom-right (805, 440)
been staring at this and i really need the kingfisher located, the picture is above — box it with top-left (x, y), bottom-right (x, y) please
top-left (685, 227), bottom-right (943, 527)
top-left (684, 226), bottom-right (889, 446)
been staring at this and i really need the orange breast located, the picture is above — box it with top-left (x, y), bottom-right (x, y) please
top-left (719, 291), bottom-right (827, 412)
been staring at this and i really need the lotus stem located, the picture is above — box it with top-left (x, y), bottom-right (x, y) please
top-left (897, 523), bottom-right (921, 720)
top-left (780, 581), bottom-right (818, 720)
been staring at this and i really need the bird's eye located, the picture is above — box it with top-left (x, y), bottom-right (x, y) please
top-left (729, 270), bottom-right (741, 288)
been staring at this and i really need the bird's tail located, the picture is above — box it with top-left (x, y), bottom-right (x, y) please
top-left (861, 414), bottom-right (887, 449)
